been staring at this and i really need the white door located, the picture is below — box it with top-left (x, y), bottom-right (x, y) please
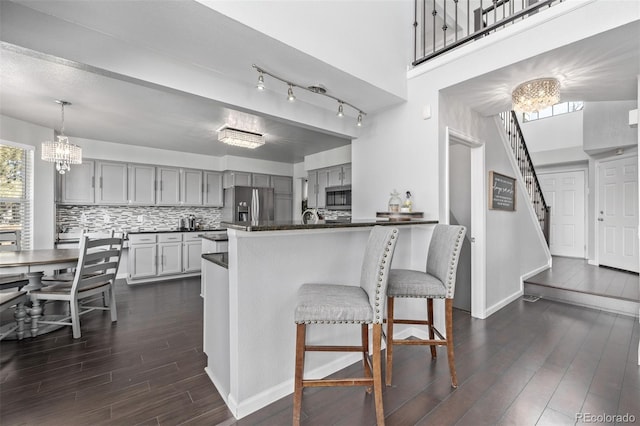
top-left (539, 170), bottom-right (586, 258)
top-left (598, 155), bottom-right (639, 273)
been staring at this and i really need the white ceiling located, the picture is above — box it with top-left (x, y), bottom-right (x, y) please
top-left (0, 1), bottom-right (638, 165)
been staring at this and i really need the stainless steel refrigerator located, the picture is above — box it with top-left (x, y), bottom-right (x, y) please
top-left (223, 186), bottom-right (275, 222)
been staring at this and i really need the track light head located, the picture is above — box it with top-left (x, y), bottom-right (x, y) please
top-left (287, 84), bottom-right (296, 102)
top-left (256, 72), bottom-right (265, 90)
top-left (357, 113), bottom-right (363, 127)
top-left (337, 102), bottom-right (344, 118)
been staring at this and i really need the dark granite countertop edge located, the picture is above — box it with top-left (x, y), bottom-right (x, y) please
top-left (202, 252), bottom-right (228, 269)
top-left (222, 219), bottom-right (438, 232)
top-left (127, 228), bottom-right (225, 235)
top-left (200, 234), bottom-right (229, 242)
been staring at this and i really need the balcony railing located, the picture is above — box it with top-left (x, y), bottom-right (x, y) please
top-left (413, 0), bottom-right (563, 66)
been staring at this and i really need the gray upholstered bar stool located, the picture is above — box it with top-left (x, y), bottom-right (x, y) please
top-left (293, 226), bottom-right (399, 426)
top-left (385, 224), bottom-right (466, 388)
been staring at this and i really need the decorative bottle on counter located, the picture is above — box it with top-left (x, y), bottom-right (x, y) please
top-left (401, 191), bottom-right (412, 212)
top-left (388, 190), bottom-right (401, 213)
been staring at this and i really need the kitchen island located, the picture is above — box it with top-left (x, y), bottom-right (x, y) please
top-left (201, 218), bottom-right (438, 419)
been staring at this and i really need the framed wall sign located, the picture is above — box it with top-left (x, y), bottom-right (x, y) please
top-left (489, 171), bottom-right (516, 211)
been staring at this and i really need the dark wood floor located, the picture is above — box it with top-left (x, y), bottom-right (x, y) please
top-left (527, 256), bottom-right (639, 301)
top-left (1, 277), bottom-right (638, 425)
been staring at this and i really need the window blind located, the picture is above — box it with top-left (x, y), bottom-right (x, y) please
top-left (0, 142), bottom-right (34, 249)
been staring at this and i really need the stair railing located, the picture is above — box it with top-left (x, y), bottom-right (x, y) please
top-left (499, 111), bottom-right (550, 243)
top-left (413, 0), bottom-right (563, 66)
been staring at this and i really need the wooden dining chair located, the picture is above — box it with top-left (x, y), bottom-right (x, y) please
top-left (293, 226), bottom-right (399, 426)
top-left (30, 235), bottom-right (124, 339)
top-left (0, 230), bottom-right (28, 290)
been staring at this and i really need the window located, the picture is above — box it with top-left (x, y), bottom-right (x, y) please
top-left (0, 141), bottom-right (33, 249)
top-left (522, 101), bottom-right (584, 122)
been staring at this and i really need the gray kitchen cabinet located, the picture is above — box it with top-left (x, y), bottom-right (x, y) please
top-left (158, 241), bottom-right (182, 275)
top-left (183, 240), bottom-right (202, 273)
top-left (156, 166), bottom-right (181, 205)
top-left (272, 175), bottom-right (293, 194)
top-left (127, 232), bottom-right (202, 284)
top-left (223, 171), bottom-right (251, 188)
top-left (275, 194), bottom-right (293, 222)
top-left (307, 169), bottom-right (329, 208)
top-left (203, 171), bottom-right (223, 207)
top-left (128, 242), bottom-right (157, 280)
top-left (128, 163), bottom-right (156, 205)
top-left (96, 161), bottom-right (128, 204)
top-left (181, 168), bottom-right (203, 205)
top-left (59, 160), bottom-right (95, 204)
top-left (327, 164), bottom-right (351, 187)
top-left (252, 173), bottom-right (271, 188)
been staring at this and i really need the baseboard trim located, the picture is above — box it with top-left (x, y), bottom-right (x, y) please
top-left (485, 289), bottom-right (524, 318)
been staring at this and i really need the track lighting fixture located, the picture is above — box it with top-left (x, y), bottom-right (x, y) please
top-left (287, 84), bottom-right (296, 102)
top-left (252, 64), bottom-right (366, 127)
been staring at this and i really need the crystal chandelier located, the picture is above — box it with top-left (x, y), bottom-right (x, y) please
top-left (41, 100), bottom-right (82, 174)
top-left (217, 126), bottom-right (265, 149)
top-left (512, 78), bottom-right (560, 113)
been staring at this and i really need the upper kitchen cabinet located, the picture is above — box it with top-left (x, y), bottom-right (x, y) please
top-left (156, 167), bottom-right (181, 205)
top-left (327, 164), bottom-right (351, 187)
top-left (203, 171), bottom-right (224, 207)
top-left (181, 169), bottom-right (203, 206)
top-left (307, 169), bottom-right (329, 208)
top-left (223, 171), bottom-right (251, 188)
top-left (128, 163), bottom-right (156, 205)
top-left (272, 175), bottom-right (293, 194)
top-left (96, 161), bottom-right (128, 204)
top-left (252, 173), bottom-right (271, 188)
top-left (58, 160), bottom-right (95, 204)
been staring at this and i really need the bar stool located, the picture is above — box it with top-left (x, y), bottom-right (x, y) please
top-left (293, 226), bottom-right (399, 426)
top-left (385, 224), bottom-right (466, 388)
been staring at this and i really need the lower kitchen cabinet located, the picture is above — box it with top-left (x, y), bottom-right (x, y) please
top-left (128, 243), bottom-right (157, 279)
top-left (127, 232), bottom-right (201, 284)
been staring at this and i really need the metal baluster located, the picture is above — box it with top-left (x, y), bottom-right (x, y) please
top-left (432, 0), bottom-right (437, 53)
top-left (467, 0), bottom-right (470, 37)
top-left (414, 0), bottom-right (418, 62)
top-left (493, 0), bottom-right (497, 29)
top-left (443, 0), bottom-right (448, 47)
top-left (454, 0), bottom-right (459, 41)
top-left (423, 0), bottom-right (427, 55)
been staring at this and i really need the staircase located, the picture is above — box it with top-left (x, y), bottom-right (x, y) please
top-left (499, 111), bottom-right (550, 243)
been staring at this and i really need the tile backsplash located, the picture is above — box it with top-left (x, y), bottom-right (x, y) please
top-left (56, 205), bottom-right (223, 232)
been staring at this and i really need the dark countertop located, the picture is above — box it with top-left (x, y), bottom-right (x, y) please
top-left (202, 252), bottom-right (228, 269)
top-left (127, 228), bottom-right (225, 235)
top-left (221, 219), bottom-right (438, 232)
top-left (200, 233), bottom-right (228, 242)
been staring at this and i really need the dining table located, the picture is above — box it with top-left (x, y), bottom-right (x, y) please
top-left (0, 248), bottom-right (79, 337)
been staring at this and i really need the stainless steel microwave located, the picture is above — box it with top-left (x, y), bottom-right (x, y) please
top-left (325, 185), bottom-right (351, 210)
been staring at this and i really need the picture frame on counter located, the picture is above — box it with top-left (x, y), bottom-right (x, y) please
top-left (488, 171), bottom-right (516, 211)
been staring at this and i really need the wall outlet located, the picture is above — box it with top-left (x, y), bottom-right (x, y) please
top-left (103, 214), bottom-right (111, 223)
top-left (137, 215), bottom-right (145, 223)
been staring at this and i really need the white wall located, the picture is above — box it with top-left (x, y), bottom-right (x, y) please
top-left (200, 0), bottom-right (412, 101)
top-left (303, 145), bottom-right (351, 172)
top-left (583, 100), bottom-right (639, 154)
top-left (1, 115), bottom-right (56, 249)
top-left (520, 110), bottom-right (584, 153)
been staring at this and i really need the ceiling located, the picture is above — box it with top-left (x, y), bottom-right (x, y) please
top-left (0, 1), bottom-right (638, 165)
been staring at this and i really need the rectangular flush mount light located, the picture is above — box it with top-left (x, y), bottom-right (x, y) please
top-left (217, 126), bottom-right (265, 149)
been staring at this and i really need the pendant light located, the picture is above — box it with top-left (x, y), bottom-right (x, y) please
top-left (41, 100), bottom-right (82, 174)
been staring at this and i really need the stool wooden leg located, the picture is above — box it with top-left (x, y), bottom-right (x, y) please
top-left (372, 323), bottom-right (385, 426)
top-left (385, 297), bottom-right (394, 386)
top-left (445, 299), bottom-right (457, 388)
top-left (427, 298), bottom-right (437, 359)
top-left (293, 323), bottom-right (306, 426)
top-left (361, 324), bottom-right (373, 394)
